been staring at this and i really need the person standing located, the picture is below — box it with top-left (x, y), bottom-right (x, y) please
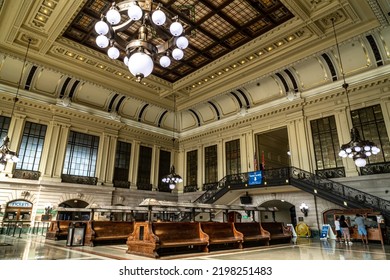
top-left (334, 215), bottom-right (342, 242)
top-left (355, 214), bottom-right (368, 245)
top-left (340, 215), bottom-right (352, 245)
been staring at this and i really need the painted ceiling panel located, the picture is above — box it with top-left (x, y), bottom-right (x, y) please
top-left (245, 76), bottom-right (282, 104)
top-left (161, 111), bottom-right (174, 130)
top-left (380, 26), bottom-right (390, 59)
top-left (0, 57), bottom-right (24, 86)
top-left (33, 68), bottom-right (62, 96)
top-left (292, 57), bottom-right (329, 90)
top-left (180, 111), bottom-right (198, 131)
top-left (335, 41), bottom-right (372, 75)
top-left (197, 104), bottom-right (216, 123)
top-left (213, 95), bottom-right (237, 116)
top-left (73, 83), bottom-right (111, 109)
top-left (120, 98), bottom-right (144, 119)
top-left (143, 105), bottom-right (164, 125)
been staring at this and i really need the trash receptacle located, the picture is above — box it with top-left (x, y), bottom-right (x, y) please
top-left (66, 222), bottom-right (86, 246)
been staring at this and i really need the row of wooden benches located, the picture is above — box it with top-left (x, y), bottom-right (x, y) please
top-left (46, 220), bottom-right (292, 257)
top-left (128, 221), bottom-right (292, 258)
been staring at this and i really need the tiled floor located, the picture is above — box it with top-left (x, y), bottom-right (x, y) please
top-left (1, 233), bottom-right (390, 260)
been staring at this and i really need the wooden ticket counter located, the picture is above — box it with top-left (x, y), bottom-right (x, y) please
top-left (334, 209), bottom-right (385, 245)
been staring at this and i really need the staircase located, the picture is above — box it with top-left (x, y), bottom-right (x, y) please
top-left (192, 166), bottom-right (390, 223)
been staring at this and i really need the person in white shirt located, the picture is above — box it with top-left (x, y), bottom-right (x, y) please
top-left (334, 215), bottom-right (342, 242)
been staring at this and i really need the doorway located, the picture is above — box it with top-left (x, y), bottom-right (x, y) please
top-left (259, 199), bottom-right (295, 225)
top-left (256, 127), bottom-right (290, 169)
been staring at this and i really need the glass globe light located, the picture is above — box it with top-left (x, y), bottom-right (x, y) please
top-left (124, 56), bottom-right (129, 66)
top-left (354, 157), bottom-right (366, 167)
top-left (345, 147), bottom-right (352, 154)
top-left (364, 145), bottom-right (371, 151)
top-left (169, 184), bottom-right (175, 190)
top-left (348, 153), bottom-right (353, 158)
top-left (128, 52), bottom-right (154, 79)
top-left (106, 8), bottom-right (121, 25)
top-left (176, 36), bottom-right (189, 49)
top-left (170, 21), bottom-right (183, 36)
top-left (96, 35), bottom-right (109, 48)
top-left (95, 20), bottom-right (109, 35)
top-left (127, 3), bottom-right (142, 20)
top-left (354, 146), bottom-right (361, 152)
top-left (107, 46), bottom-right (120, 59)
top-left (159, 56), bottom-right (171, 68)
top-left (372, 147), bottom-right (380, 154)
top-left (365, 151), bottom-right (372, 156)
top-left (152, 10), bottom-right (166, 25)
top-left (172, 48), bottom-right (184, 60)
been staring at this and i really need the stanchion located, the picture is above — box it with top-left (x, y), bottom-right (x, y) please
top-left (41, 222), bottom-right (45, 235)
top-left (12, 223), bottom-right (17, 237)
top-left (18, 223), bottom-right (23, 238)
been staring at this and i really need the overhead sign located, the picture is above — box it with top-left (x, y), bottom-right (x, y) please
top-left (8, 200), bottom-right (32, 208)
top-left (248, 171), bottom-right (262, 185)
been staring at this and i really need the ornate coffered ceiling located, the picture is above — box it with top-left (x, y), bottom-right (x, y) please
top-left (0, 0), bottom-right (389, 134)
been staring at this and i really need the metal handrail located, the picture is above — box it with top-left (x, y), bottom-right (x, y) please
top-left (193, 167), bottom-right (390, 221)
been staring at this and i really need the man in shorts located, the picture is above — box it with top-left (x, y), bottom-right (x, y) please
top-left (355, 214), bottom-right (368, 245)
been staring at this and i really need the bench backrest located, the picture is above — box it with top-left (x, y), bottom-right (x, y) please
top-left (152, 222), bottom-right (202, 241)
top-left (91, 221), bottom-right (134, 237)
top-left (234, 222), bottom-right (262, 236)
top-left (261, 222), bottom-right (286, 235)
top-left (58, 221), bottom-right (72, 231)
top-left (201, 222), bottom-right (236, 239)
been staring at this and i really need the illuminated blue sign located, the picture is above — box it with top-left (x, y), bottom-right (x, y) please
top-left (248, 171), bottom-right (262, 185)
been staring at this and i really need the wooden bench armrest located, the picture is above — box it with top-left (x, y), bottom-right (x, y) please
top-left (232, 223), bottom-right (244, 239)
top-left (261, 226), bottom-right (271, 237)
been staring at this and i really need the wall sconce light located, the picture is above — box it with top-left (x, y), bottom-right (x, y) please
top-left (21, 190), bottom-right (31, 198)
top-left (299, 202), bottom-right (309, 217)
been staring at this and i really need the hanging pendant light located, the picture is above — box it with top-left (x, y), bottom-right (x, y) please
top-left (94, 0), bottom-right (188, 82)
top-left (331, 19), bottom-right (380, 167)
top-left (161, 95), bottom-right (182, 190)
top-left (0, 39), bottom-right (31, 171)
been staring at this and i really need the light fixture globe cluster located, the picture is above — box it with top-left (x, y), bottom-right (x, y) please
top-left (162, 165), bottom-right (183, 190)
top-left (0, 136), bottom-right (19, 171)
top-left (94, 0), bottom-right (189, 82)
top-left (339, 127), bottom-right (380, 167)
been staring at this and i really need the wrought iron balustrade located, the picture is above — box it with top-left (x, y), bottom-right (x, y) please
top-left (61, 174), bottom-right (98, 185)
top-left (193, 166), bottom-right (390, 223)
top-left (137, 183), bottom-right (153, 191)
top-left (113, 180), bottom-right (130, 188)
top-left (315, 167), bottom-right (345, 179)
top-left (360, 162), bottom-right (390, 175)
top-left (13, 170), bottom-right (41, 180)
top-left (183, 185), bottom-right (198, 193)
top-left (290, 167), bottom-right (390, 218)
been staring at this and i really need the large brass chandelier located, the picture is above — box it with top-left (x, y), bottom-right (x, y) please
top-left (0, 39), bottom-right (31, 171)
top-left (94, 0), bottom-right (189, 82)
top-left (331, 19), bottom-right (380, 167)
top-left (161, 95), bottom-right (182, 190)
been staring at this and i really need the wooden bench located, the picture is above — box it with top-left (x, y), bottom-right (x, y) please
top-left (200, 222), bottom-right (243, 250)
top-left (84, 221), bottom-right (134, 246)
top-left (234, 222), bottom-right (270, 246)
top-left (261, 222), bottom-right (292, 244)
top-left (46, 221), bottom-right (73, 240)
top-left (126, 222), bottom-right (209, 258)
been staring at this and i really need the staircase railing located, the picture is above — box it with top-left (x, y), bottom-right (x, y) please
top-left (191, 166), bottom-right (390, 223)
top-left (289, 167), bottom-right (390, 219)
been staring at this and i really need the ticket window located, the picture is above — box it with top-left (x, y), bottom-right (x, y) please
top-left (4, 200), bottom-right (33, 221)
